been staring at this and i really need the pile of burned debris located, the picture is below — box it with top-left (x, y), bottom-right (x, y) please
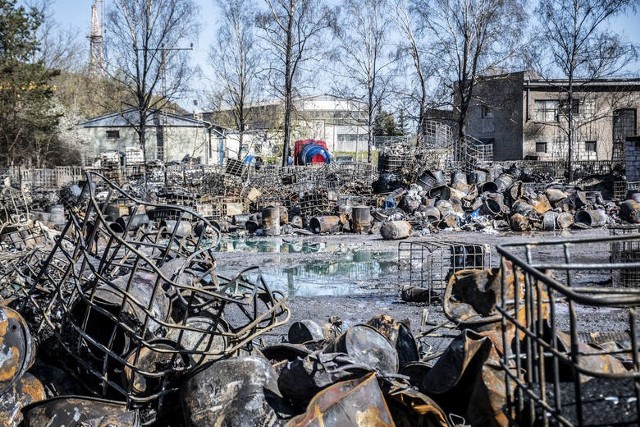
top-left (2, 151), bottom-right (637, 240)
top-left (0, 171), bottom-right (639, 426)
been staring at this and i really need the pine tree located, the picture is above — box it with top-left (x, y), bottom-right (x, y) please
top-left (0, 0), bottom-right (59, 166)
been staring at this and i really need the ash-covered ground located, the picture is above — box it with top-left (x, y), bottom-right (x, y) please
top-left (213, 227), bottom-right (621, 347)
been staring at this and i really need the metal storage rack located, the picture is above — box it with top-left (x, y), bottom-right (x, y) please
top-left (497, 234), bottom-right (640, 426)
top-left (398, 239), bottom-right (491, 304)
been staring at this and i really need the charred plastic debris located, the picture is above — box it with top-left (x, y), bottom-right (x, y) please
top-left (0, 149), bottom-right (639, 426)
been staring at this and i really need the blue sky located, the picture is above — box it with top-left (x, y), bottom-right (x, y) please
top-left (32, 0), bottom-right (640, 108)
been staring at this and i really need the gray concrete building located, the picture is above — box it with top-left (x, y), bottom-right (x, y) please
top-left (80, 109), bottom-right (225, 165)
top-left (466, 71), bottom-right (640, 162)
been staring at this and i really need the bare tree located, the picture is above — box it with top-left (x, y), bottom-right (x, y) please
top-left (414, 0), bottom-right (527, 147)
top-left (26, 0), bottom-right (86, 71)
top-left (104, 0), bottom-right (198, 165)
top-left (256, 0), bottom-right (334, 166)
top-left (533, 0), bottom-right (638, 181)
top-left (393, 0), bottom-right (432, 146)
top-left (209, 0), bottom-right (262, 160)
top-left (331, 0), bottom-right (396, 162)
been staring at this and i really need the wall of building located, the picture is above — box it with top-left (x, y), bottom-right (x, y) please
top-left (466, 73), bottom-right (525, 160)
top-left (523, 90), bottom-right (640, 162)
top-left (466, 73), bottom-right (640, 162)
top-left (81, 125), bottom-right (212, 165)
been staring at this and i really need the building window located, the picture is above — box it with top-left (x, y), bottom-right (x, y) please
top-left (106, 130), bottom-right (120, 139)
top-left (534, 100), bottom-right (558, 122)
top-left (337, 134), bottom-right (367, 143)
top-left (559, 98), bottom-right (580, 116)
top-left (585, 141), bottom-right (597, 152)
top-left (481, 105), bottom-right (493, 118)
top-left (536, 141), bottom-right (548, 153)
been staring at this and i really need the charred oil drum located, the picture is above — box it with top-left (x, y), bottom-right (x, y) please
top-left (0, 307), bottom-right (36, 395)
top-left (182, 356), bottom-right (281, 427)
top-left (0, 373), bottom-right (46, 427)
top-left (326, 324), bottom-right (399, 375)
top-left (495, 173), bottom-right (515, 193)
top-left (288, 320), bottom-right (325, 344)
top-left (351, 206), bottom-right (372, 234)
top-left (542, 211), bottom-right (558, 231)
top-left (287, 373), bottom-right (394, 426)
top-left (21, 396), bottom-right (141, 427)
top-left (380, 220), bottom-right (412, 240)
top-left (166, 317), bottom-right (228, 365)
top-left (262, 206), bottom-right (281, 236)
top-left (620, 200), bottom-right (640, 223)
top-left (310, 216), bottom-right (341, 234)
top-left (161, 219), bottom-right (193, 237)
top-left (575, 209), bottom-right (607, 227)
top-left (510, 213), bottom-right (530, 231)
top-left (67, 274), bottom-right (171, 378)
top-left (123, 339), bottom-right (188, 398)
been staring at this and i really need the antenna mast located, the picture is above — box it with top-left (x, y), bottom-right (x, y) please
top-left (89, 0), bottom-right (104, 74)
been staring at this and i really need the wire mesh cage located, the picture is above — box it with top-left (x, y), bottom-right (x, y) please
top-left (497, 234), bottom-right (640, 426)
top-left (18, 171), bottom-right (290, 417)
top-left (397, 239), bottom-right (491, 304)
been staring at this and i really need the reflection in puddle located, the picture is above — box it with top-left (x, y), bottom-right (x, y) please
top-left (216, 238), bottom-right (398, 297)
top-left (216, 237), bottom-right (355, 254)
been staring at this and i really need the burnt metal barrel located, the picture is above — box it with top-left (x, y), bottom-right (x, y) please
top-left (0, 307), bottom-right (36, 395)
top-left (310, 216), bottom-right (341, 234)
top-left (262, 206), bottom-right (281, 236)
top-left (351, 206), bottom-right (372, 233)
top-left (575, 209), bottom-right (607, 227)
top-left (326, 324), bottom-right (399, 375)
top-left (380, 220), bottom-right (412, 240)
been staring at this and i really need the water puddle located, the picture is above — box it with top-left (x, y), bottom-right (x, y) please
top-left (216, 238), bottom-right (398, 297)
top-left (216, 237), bottom-right (345, 254)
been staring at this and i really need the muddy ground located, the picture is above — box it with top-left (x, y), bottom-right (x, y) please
top-left (213, 227), bottom-right (621, 350)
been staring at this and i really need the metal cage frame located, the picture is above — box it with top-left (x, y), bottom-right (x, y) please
top-left (398, 239), bottom-right (491, 304)
top-left (18, 171), bottom-right (290, 414)
top-left (497, 233), bottom-right (640, 426)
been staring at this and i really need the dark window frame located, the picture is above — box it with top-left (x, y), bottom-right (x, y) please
top-left (534, 100), bottom-right (559, 122)
top-left (106, 130), bottom-right (120, 139)
top-left (585, 140), bottom-right (597, 152)
top-left (536, 141), bottom-right (548, 153)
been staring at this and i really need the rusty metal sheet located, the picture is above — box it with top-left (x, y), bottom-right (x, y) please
top-left (420, 330), bottom-right (513, 427)
top-left (287, 373), bottom-right (394, 427)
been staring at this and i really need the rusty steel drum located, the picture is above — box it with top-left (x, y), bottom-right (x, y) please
top-left (327, 324), bottom-right (399, 375)
top-left (380, 221), bottom-right (412, 240)
top-left (309, 216), bottom-right (341, 234)
top-left (0, 307), bottom-right (36, 395)
top-left (351, 206), bottom-right (372, 234)
top-left (182, 355), bottom-right (282, 427)
top-left (0, 373), bottom-right (46, 427)
top-left (575, 209), bottom-right (608, 227)
top-left (166, 317), bottom-right (228, 365)
top-left (262, 206), bottom-right (281, 236)
top-left (288, 373), bottom-right (394, 427)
